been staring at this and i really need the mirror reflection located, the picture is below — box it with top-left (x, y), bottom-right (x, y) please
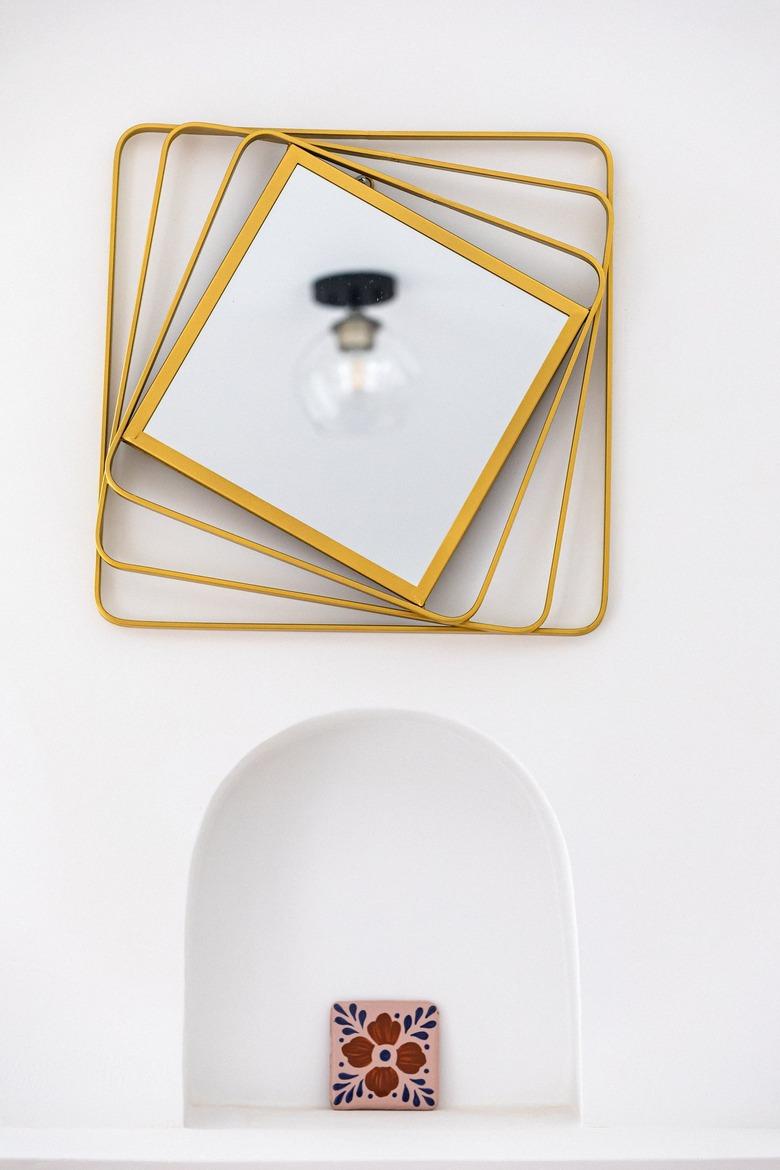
top-left (298, 270), bottom-right (416, 435)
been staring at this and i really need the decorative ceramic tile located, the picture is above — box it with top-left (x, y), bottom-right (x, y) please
top-left (330, 1000), bottom-right (439, 1109)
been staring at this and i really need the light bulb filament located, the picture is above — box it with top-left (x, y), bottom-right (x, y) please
top-left (350, 357), bottom-right (366, 393)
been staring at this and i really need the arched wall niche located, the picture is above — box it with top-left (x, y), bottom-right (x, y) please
top-left (184, 709), bottom-right (581, 1124)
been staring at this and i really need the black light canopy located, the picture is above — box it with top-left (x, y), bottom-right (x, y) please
top-left (313, 271), bottom-right (396, 310)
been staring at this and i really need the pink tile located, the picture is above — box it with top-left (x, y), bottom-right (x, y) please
top-left (330, 1000), bottom-right (439, 1110)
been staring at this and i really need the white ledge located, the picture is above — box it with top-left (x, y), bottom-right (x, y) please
top-left (1, 1118), bottom-right (780, 1168)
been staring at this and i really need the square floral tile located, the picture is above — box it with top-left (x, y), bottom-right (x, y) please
top-left (330, 1000), bottom-right (439, 1109)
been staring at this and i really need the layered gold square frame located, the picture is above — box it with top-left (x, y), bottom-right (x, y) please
top-left (96, 125), bottom-right (613, 634)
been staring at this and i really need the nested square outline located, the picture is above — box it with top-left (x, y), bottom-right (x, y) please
top-left (96, 126), bottom-right (611, 633)
top-left (122, 143), bottom-right (588, 606)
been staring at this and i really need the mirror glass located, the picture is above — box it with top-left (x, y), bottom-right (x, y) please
top-left (124, 149), bottom-right (586, 602)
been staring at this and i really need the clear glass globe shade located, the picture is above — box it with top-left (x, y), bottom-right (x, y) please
top-left (297, 324), bottom-right (416, 436)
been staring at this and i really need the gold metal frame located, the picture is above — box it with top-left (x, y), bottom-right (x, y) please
top-left (100, 128), bottom-right (606, 628)
top-left (124, 143), bottom-right (588, 605)
top-left (98, 126), bottom-right (609, 631)
top-left (96, 125), bottom-right (613, 633)
top-left (103, 131), bottom-right (605, 629)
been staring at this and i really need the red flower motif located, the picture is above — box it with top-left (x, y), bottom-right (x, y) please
top-left (367, 1012), bottom-right (401, 1046)
top-left (342, 1011), bottom-right (426, 1097)
top-left (341, 1035), bottom-right (373, 1068)
top-left (366, 1065), bottom-right (399, 1096)
top-left (396, 1041), bottom-right (426, 1074)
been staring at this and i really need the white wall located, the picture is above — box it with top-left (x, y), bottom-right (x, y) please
top-left (1, 0), bottom-right (778, 1132)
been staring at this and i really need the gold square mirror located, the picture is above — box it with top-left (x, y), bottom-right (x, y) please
top-left (97, 126), bottom-right (613, 633)
top-left (123, 145), bottom-right (587, 604)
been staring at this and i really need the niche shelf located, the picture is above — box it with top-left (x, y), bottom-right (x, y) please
top-left (184, 709), bottom-right (581, 1126)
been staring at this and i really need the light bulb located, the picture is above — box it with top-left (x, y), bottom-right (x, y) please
top-left (296, 271), bottom-right (416, 436)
